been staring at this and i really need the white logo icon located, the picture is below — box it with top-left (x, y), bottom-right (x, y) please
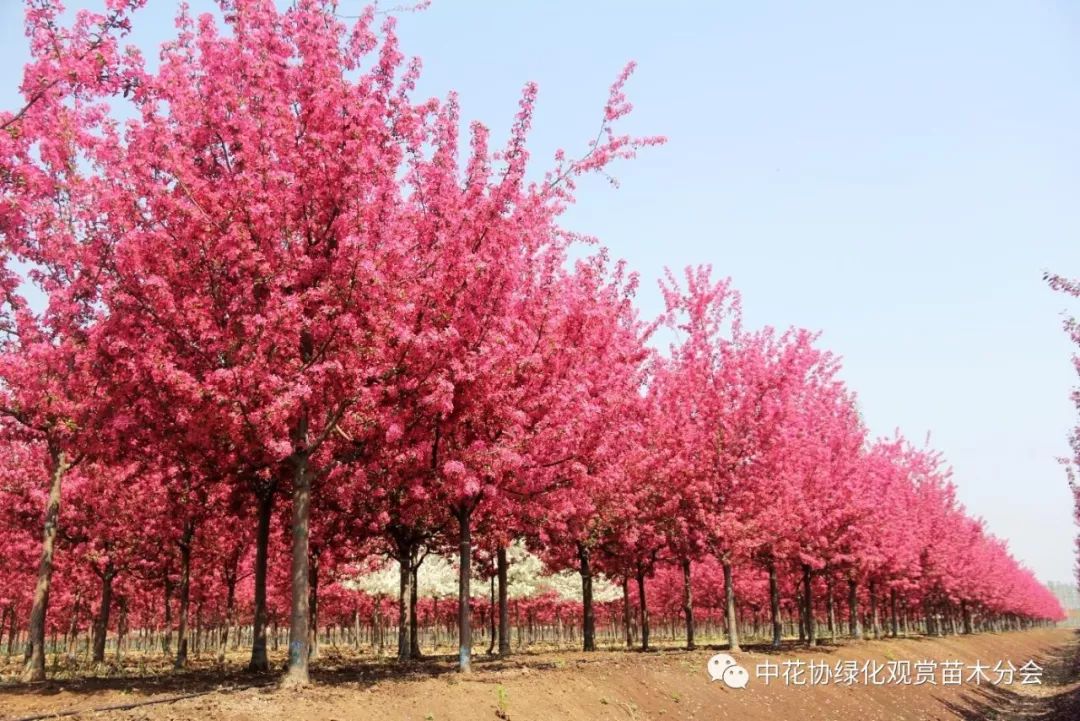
top-left (707, 653), bottom-right (750, 688)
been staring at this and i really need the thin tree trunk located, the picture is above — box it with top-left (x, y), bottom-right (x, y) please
top-left (284, 437), bottom-right (312, 686)
top-left (579, 544), bottom-right (596, 652)
top-left (682, 557), bottom-right (695, 650)
top-left (891, 588), bottom-right (900, 638)
top-left (827, 575), bottom-right (837, 643)
top-left (768, 557), bottom-right (782, 648)
top-left (162, 579), bottom-right (173, 656)
top-left (249, 490), bottom-right (273, 672)
top-left (397, 542), bottom-right (413, 661)
top-left (308, 550), bottom-right (320, 661)
top-left (219, 571), bottom-right (236, 664)
top-left (409, 553), bottom-right (422, 658)
top-left (802, 563), bottom-right (816, 647)
top-left (0, 607), bottom-right (9, 660)
top-left (116, 597), bottom-right (128, 660)
top-left (848, 578), bottom-right (862, 639)
top-left (722, 559), bottom-right (740, 652)
top-left (961, 600), bottom-right (973, 635)
top-left (869, 579), bottom-right (881, 639)
top-left (622, 576), bottom-right (633, 649)
top-left (487, 573), bottom-right (496, 655)
top-left (21, 448), bottom-right (68, 683)
top-left (636, 567), bottom-right (650, 651)
top-left (456, 506), bottom-right (473, 672)
top-left (497, 546), bottom-right (510, 656)
top-left (92, 566), bottom-right (115, 664)
top-left (10, 604), bottom-right (21, 657)
top-left (175, 521), bottom-right (194, 669)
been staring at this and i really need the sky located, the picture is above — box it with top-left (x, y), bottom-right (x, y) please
top-left (2, 1), bottom-right (1079, 583)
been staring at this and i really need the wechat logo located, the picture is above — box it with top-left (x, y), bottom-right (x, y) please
top-left (707, 653), bottom-right (750, 689)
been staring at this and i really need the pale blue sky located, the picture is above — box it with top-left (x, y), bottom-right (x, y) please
top-left (2, 1), bottom-right (1079, 582)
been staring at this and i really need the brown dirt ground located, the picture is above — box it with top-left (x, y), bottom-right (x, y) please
top-left (2, 628), bottom-right (1078, 721)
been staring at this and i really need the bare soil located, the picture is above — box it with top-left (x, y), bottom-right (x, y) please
top-left (2, 628), bottom-right (1078, 721)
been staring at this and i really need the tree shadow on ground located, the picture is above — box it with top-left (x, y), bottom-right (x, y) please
top-left (0, 638), bottom-right (846, 701)
top-left (937, 632), bottom-right (1080, 721)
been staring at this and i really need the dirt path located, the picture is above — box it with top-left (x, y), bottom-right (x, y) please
top-left (2, 628), bottom-right (1079, 721)
top-left (941, 629), bottom-right (1080, 721)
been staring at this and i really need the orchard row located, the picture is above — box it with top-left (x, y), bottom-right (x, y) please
top-left (0, 0), bottom-right (1064, 685)
top-left (1047, 272), bottom-right (1080, 594)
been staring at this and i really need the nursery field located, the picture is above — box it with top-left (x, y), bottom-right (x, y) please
top-left (1, 1), bottom-right (1074, 716)
top-left (2, 628), bottom-right (1079, 721)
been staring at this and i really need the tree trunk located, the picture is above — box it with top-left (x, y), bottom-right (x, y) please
top-left (456, 506), bottom-right (473, 672)
top-left (175, 521), bottom-right (194, 669)
top-left (579, 544), bottom-right (596, 652)
top-left (827, 575), bottom-right (837, 643)
top-left (891, 588), bottom-right (900, 638)
top-left (249, 490), bottom-right (274, 672)
top-left (409, 554), bottom-right (422, 658)
top-left (116, 597), bottom-right (128, 660)
top-left (21, 449), bottom-right (68, 683)
top-left (11, 603), bottom-right (22, 657)
top-left (92, 567), bottom-right (115, 664)
top-left (219, 571), bottom-right (237, 664)
top-left (162, 579), bottom-right (173, 656)
top-left (768, 557), bottom-right (782, 648)
top-left (487, 573), bottom-right (496, 655)
top-left (869, 579), bottom-right (881, 639)
top-left (848, 578), bottom-right (862, 639)
top-left (802, 563), bottom-right (816, 647)
top-left (1, 607), bottom-right (9, 659)
top-left (397, 542), bottom-right (414, 661)
top-left (308, 550), bottom-right (320, 661)
top-left (681, 557), bottom-right (695, 650)
top-left (636, 567), bottom-right (650, 651)
top-left (284, 440), bottom-right (312, 686)
top-left (622, 576), bottom-right (633, 649)
top-left (722, 559), bottom-right (740, 652)
top-left (497, 546), bottom-right (510, 656)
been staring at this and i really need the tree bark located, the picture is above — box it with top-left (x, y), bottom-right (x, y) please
top-left (116, 596), bottom-right (128, 660)
top-left (961, 600), bottom-right (973, 635)
top-left (681, 557), bottom-right (695, 650)
top-left (397, 541), bottom-right (414, 661)
top-left (162, 579), bottom-right (173, 656)
top-left (219, 569), bottom-right (237, 664)
top-left (497, 546), bottom-right (510, 656)
top-left (622, 576), bottom-right (633, 649)
top-left (869, 579), bottom-right (881, 639)
top-left (10, 603), bottom-right (22, 657)
top-left (768, 557), bottom-right (782, 648)
top-left (92, 566), bottom-right (115, 664)
top-left (456, 507), bottom-right (473, 672)
top-left (636, 567), bottom-right (650, 651)
top-left (308, 550), bottom-right (320, 661)
top-left (284, 438), bottom-right (312, 686)
top-left (486, 573), bottom-right (496, 655)
top-left (722, 559), bottom-right (740, 652)
top-left (249, 490), bottom-right (274, 672)
top-left (579, 544), bottom-right (596, 652)
top-left (827, 575), bottom-right (837, 642)
top-left (848, 578), bottom-right (862, 639)
top-left (802, 563), bottom-right (816, 647)
top-left (21, 448), bottom-right (68, 683)
top-left (175, 521), bottom-right (194, 669)
top-left (1, 606), bottom-right (11, 660)
top-left (409, 554), bottom-right (422, 658)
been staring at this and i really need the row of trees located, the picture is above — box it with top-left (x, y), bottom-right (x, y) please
top-left (1, 0), bottom-right (1063, 686)
top-left (1046, 271), bottom-right (1080, 590)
